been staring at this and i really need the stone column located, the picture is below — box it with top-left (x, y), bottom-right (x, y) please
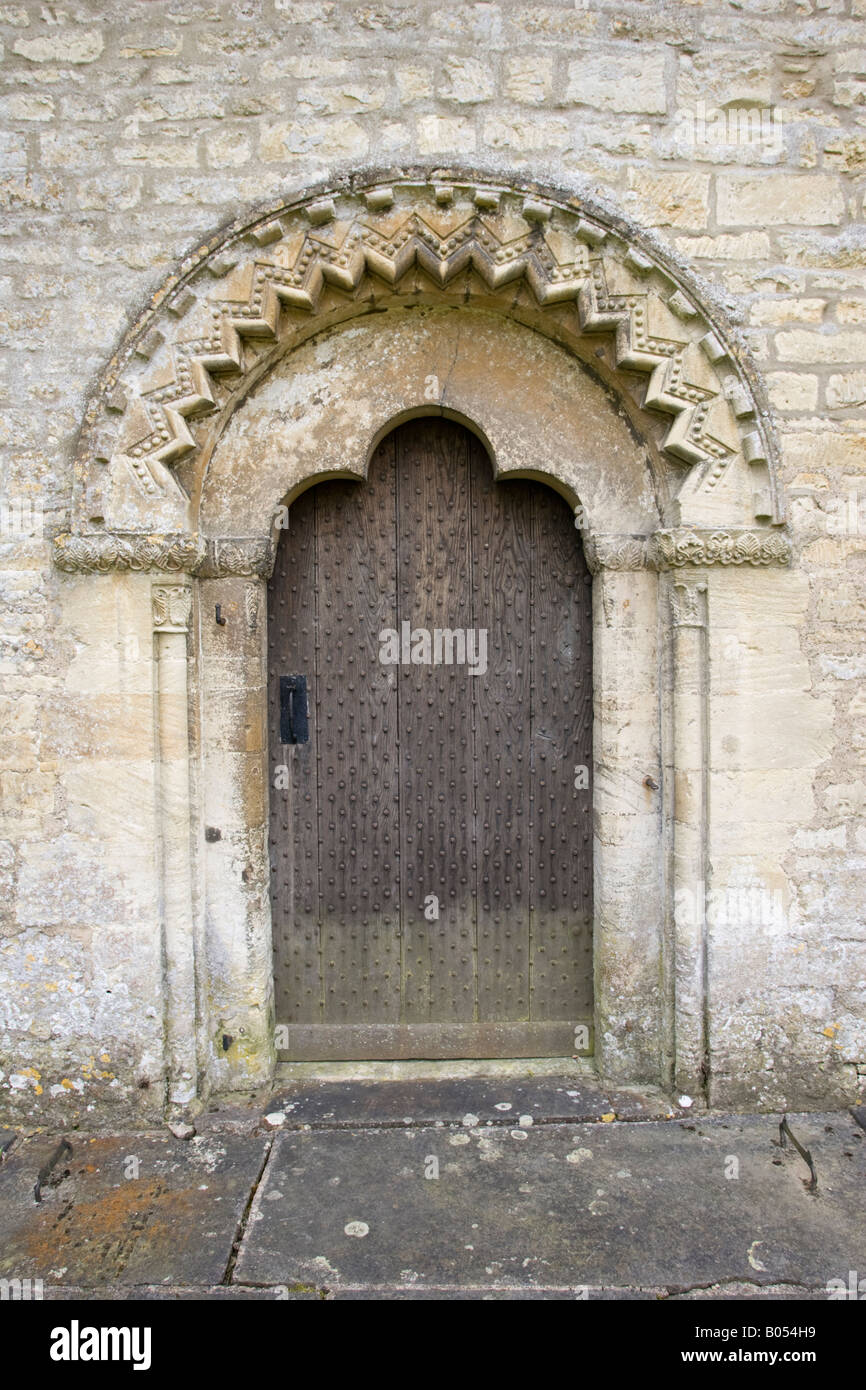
top-left (670, 578), bottom-right (709, 1103)
top-left (152, 581), bottom-right (197, 1109)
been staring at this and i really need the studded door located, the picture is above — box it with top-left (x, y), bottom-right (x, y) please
top-left (268, 418), bottom-right (593, 1059)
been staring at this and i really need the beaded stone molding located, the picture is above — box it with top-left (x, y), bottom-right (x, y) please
top-left (55, 173), bottom-right (785, 573)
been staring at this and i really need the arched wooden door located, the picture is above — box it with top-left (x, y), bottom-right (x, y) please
top-left (267, 418), bottom-right (592, 1059)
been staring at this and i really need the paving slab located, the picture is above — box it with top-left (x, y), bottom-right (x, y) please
top-left (316, 1285), bottom-right (660, 1299)
top-left (261, 1074), bottom-right (673, 1130)
top-left (315, 1282), bottom-right (830, 1300)
top-left (0, 1131), bottom-right (268, 1288)
top-left (38, 1284), bottom-right (319, 1300)
top-left (233, 1112), bottom-right (865, 1294)
top-left (27, 1279), bottom-right (836, 1301)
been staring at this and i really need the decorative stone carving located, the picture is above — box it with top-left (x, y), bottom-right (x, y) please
top-left (62, 174), bottom-right (781, 558)
top-left (152, 584), bottom-right (192, 632)
top-left (584, 530), bottom-right (791, 572)
top-left (244, 584), bottom-right (260, 635)
top-left (198, 538), bottom-right (275, 578)
top-left (583, 535), bottom-right (647, 574)
top-left (51, 533), bottom-right (277, 576)
top-left (54, 532), bottom-right (206, 573)
top-left (650, 529), bottom-right (791, 570)
top-left (671, 580), bottom-right (708, 629)
top-left (53, 526), bottom-right (790, 575)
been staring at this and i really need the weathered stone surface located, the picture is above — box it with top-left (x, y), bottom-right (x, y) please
top-left (674, 232), bottom-right (771, 261)
top-left (0, 1133), bottom-right (268, 1286)
top-left (416, 114), bottom-right (476, 153)
top-left (766, 372), bottom-right (819, 412)
top-left (504, 55), bottom-right (553, 106)
top-left (717, 175), bottom-right (846, 227)
top-left (627, 170), bottom-right (710, 230)
top-left (750, 299), bottom-right (825, 327)
top-left (677, 51), bottom-right (775, 111)
top-left (267, 1074), bottom-right (672, 1128)
top-left (0, 0), bottom-right (863, 1126)
top-left (200, 311), bottom-right (658, 539)
top-left (566, 48), bottom-right (667, 114)
top-left (13, 31), bottom-right (103, 63)
top-left (827, 371), bottom-right (866, 409)
top-left (234, 1114), bottom-right (866, 1291)
top-left (777, 329), bottom-right (866, 364)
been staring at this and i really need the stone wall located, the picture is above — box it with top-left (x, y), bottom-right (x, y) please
top-left (1, 0), bottom-right (865, 1122)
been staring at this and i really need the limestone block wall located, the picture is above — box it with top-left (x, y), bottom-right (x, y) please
top-left (0, 0), bottom-right (864, 1121)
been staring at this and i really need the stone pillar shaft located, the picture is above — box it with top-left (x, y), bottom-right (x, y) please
top-left (153, 583), bottom-right (197, 1108)
top-left (671, 579), bottom-right (709, 1102)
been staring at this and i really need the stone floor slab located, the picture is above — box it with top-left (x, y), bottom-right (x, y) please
top-left (0, 1131), bottom-right (268, 1288)
top-left (233, 1112), bottom-right (865, 1293)
top-left (262, 1074), bottom-right (673, 1129)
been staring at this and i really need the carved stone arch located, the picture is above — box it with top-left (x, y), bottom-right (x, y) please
top-left (54, 169), bottom-right (789, 577)
top-left (49, 171), bottom-right (799, 1112)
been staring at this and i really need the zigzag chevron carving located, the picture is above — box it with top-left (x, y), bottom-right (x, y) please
top-left (71, 177), bottom-right (780, 534)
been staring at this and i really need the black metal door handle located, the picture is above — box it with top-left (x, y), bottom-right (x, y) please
top-left (280, 674), bottom-right (309, 744)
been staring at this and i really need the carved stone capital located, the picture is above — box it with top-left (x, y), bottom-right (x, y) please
top-left (198, 538), bottom-right (275, 578)
top-left (583, 535), bottom-right (647, 574)
top-left (152, 583), bottom-right (192, 633)
top-left (671, 580), bottom-right (708, 629)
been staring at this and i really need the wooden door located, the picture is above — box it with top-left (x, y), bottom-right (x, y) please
top-left (268, 418), bottom-right (592, 1059)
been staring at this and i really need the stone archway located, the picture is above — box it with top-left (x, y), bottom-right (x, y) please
top-left (52, 172), bottom-right (792, 1113)
top-left (56, 170), bottom-right (786, 561)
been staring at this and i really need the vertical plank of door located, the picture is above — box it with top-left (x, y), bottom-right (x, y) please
top-left (398, 420), bottom-right (475, 1023)
top-left (471, 462), bottom-right (532, 1021)
top-left (529, 484), bottom-right (594, 1023)
top-left (268, 484), bottom-right (322, 1028)
top-left (315, 446), bottom-right (402, 1027)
